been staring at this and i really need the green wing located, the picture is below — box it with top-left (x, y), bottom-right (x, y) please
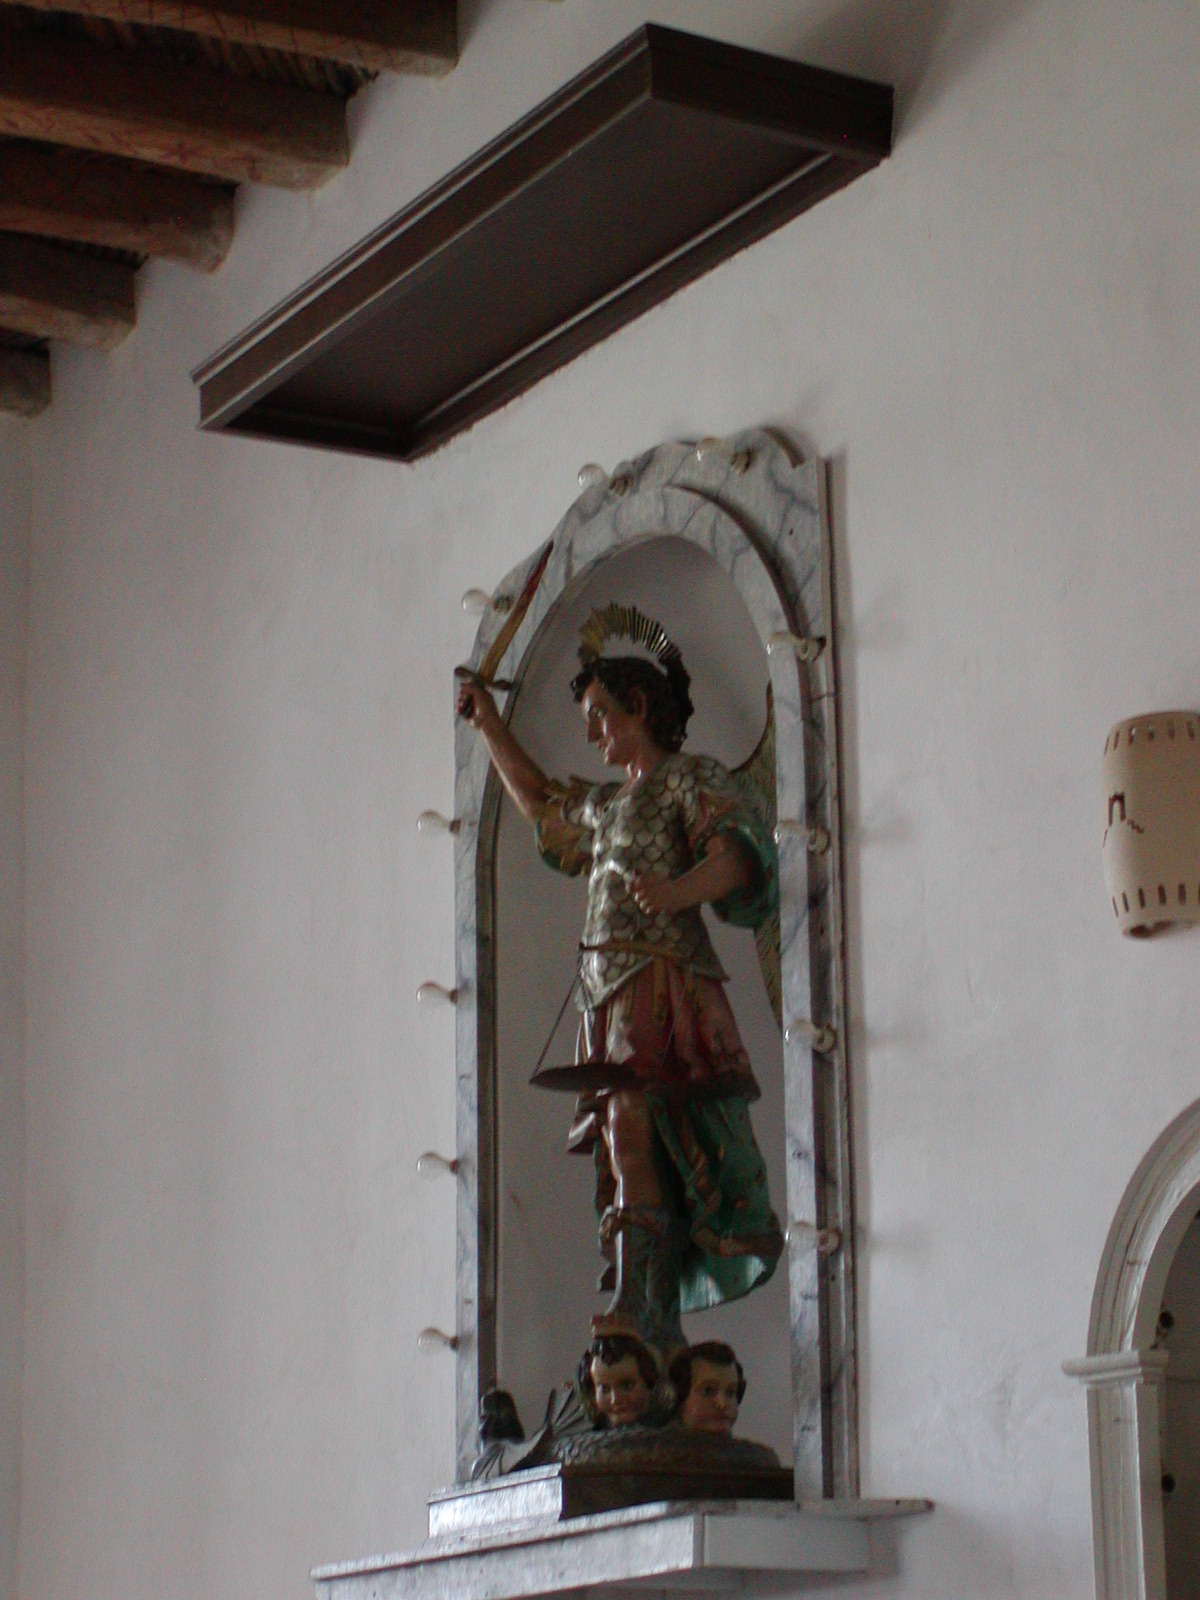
top-left (731, 688), bottom-right (782, 1032)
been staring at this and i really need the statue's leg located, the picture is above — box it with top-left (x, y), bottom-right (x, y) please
top-left (566, 1008), bottom-right (617, 1289)
top-left (593, 1092), bottom-right (684, 1352)
top-left (594, 1205), bottom-right (684, 1353)
top-left (606, 1090), bottom-right (660, 1210)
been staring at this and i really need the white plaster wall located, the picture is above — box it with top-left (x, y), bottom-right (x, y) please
top-left (0, 420), bottom-right (29, 1600)
top-left (15, 1), bottom-right (1200, 1597)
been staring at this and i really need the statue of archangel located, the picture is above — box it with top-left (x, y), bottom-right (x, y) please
top-left (458, 603), bottom-right (784, 1368)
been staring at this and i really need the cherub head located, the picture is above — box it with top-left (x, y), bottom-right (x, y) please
top-left (668, 1341), bottom-right (746, 1436)
top-left (578, 1333), bottom-right (660, 1429)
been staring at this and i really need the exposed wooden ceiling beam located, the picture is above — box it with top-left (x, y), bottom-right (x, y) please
top-left (0, 0), bottom-right (456, 75)
top-left (0, 343), bottom-right (50, 417)
top-left (0, 142), bottom-right (234, 271)
top-left (0, 19), bottom-right (348, 188)
top-left (0, 234), bottom-right (136, 348)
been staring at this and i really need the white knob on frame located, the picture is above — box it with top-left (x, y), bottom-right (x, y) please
top-left (695, 436), bottom-right (752, 474)
top-left (417, 1327), bottom-right (459, 1352)
top-left (461, 589), bottom-right (512, 618)
top-left (786, 1220), bottom-right (842, 1255)
top-left (416, 1151), bottom-right (459, 1178)
top-left (785, 1019), bottom-right (838, 1054)
top-left (417, 981), bottom-right (460, 1006)
top-left (774, 820), bottom-right (830, 854)
top-left (767, 630), bottom-right (824, 664)
top-left (417, 810), bottom-right (462, 837)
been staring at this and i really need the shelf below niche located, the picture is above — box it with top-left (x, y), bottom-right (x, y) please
top-left (194, 24), bottom-right (892, 464)
top-left (311, 1475), bottom-right (933, 1600)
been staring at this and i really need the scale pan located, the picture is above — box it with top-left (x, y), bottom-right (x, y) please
top-left (529, 1061), bottom-right (641, 1093)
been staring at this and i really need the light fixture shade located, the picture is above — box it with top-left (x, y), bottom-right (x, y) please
top-left (1102, 711), bottom-right (1200, 937)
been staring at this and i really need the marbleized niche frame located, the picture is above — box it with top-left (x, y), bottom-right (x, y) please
top-left (451, 428), bottom-right (856, 1499)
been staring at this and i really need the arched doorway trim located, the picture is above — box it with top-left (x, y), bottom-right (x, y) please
top-left (1065, 1097), bottom-right (1200, 1600)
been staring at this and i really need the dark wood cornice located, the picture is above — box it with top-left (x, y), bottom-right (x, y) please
top-left (196, 25), bottom-right (893, 462)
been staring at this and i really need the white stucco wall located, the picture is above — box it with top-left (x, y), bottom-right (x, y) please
top-left (13, 1), bottom-right (1200, 1597)
top-left (0, 420), bottom-right (29, 1600)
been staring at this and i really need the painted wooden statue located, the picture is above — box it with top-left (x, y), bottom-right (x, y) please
top-left (457, 603), bottom-right (783, 1365)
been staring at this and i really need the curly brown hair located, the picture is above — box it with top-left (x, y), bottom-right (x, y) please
top-left (570, 654), bottom-right (693, 753)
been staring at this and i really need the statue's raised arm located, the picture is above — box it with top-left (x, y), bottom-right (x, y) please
top-left (456, 676), bottom-right (551, 823)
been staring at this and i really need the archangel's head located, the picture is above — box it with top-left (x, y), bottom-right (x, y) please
top-left (570, 603), bottom-right (693, 754)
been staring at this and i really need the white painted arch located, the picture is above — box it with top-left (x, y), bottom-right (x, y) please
top-left (1065, 1096), bottom-right (1200, 1600)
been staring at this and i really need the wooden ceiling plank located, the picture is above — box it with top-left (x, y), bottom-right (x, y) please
top-left (0, 142), bottom-right (234, 271)
top-left (0, 20), bottom-right (348, 188)
top-left (0, 342), bottom-right (50, 417)
top-left (0, 233), bottom-right (136, 349)
top-left (0, 0), bottom-right (457, 75)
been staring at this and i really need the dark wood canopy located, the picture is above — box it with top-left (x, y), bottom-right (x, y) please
top-left (195, 26), bottom-right (893, 463)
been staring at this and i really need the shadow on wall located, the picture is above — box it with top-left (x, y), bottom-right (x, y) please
top-left (796, 0), bottom-right (1042, 132)
top-left (454, 0), bottom-right (1042, 143)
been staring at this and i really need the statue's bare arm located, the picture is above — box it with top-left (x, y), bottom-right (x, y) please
top-left (456, 680), bottom-right (551, 824)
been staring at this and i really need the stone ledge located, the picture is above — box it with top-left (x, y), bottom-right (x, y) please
top-left (312, 1498), bottom-right (933, 1600)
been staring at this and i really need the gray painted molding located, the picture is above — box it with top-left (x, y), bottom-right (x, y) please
top-left (451, 428), bottom-right (855, 1497)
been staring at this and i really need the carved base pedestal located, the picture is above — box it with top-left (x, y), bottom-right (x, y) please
top-left (430, 1459), bottom-right (793, 1538)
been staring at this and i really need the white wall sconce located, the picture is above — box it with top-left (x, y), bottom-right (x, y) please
top-left (1102, 711), bottom-right (1200, 937)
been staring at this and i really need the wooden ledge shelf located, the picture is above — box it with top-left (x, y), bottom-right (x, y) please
top-left (194, 25), bottom-right (892, 463)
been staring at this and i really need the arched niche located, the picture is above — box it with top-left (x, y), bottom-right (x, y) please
top-left (452, 430), bottom-right (853, 1497)
top-left (1065, 1097), bottom-right (1200, 1599)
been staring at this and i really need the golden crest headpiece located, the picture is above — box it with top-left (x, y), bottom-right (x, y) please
top-left (577, 602), bottom-right (684, 673)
